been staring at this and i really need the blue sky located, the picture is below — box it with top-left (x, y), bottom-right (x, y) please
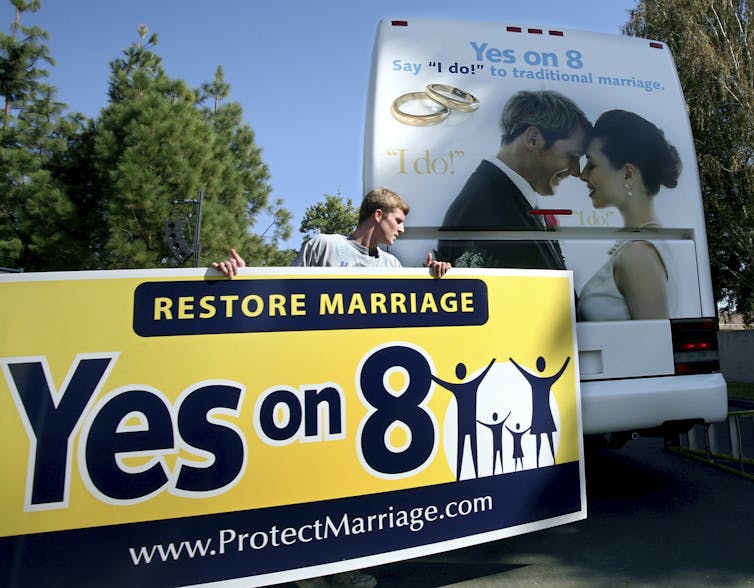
top-left (9, 0), bottom-right (637, 249)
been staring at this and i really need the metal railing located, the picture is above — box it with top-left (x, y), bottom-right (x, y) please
top-left (670, 410), bottom-right (754, 480)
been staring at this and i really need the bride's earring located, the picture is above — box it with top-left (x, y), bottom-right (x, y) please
top-left (624, 183), bottom-right (633, 197)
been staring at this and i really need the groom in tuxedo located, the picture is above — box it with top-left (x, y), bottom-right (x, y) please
top-left (438, 90), bottom-right (592, 269)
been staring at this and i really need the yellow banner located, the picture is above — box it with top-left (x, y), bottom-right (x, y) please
top-left (0, 267), bottom-right (583, 587)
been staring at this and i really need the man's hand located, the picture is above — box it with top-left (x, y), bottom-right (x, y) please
top-left (425, 252), bottom-right (451, 278)
top-left (210, 248), bottom-right (246, 278)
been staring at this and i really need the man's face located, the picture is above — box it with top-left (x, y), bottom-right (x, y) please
top-left (530, 128), bottom-right (586, 196)
top-left (376, 208), bottom-right (406, 245)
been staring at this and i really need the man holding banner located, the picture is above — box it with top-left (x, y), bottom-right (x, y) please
top-left (213, 187), bottom-right (451, 279)
top-left (212, 186), bottom-right (450, 588)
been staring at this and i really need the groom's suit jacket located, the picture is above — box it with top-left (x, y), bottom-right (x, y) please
top-left (438, 160), bottom-right (565, 270)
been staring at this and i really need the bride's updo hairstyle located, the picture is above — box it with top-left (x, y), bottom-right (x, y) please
top-left (591, 109), bottom-right (682, 195)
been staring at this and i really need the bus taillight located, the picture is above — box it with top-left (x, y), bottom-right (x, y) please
top-left (670, 318), bottom-right (720, 375)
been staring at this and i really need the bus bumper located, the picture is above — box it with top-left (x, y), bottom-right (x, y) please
top-left (580, 372), bottom-right (728, 435)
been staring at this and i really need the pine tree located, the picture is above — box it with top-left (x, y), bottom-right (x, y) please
top-left (88, 30), bottom-right (292, 269)
top-left (89, 26), bottom-right (216, 268)
top-left (0, 0), bottom-right (85, 270)
top-left (2, 8), bottom-right (292, 271)
top-left (196, 65), bottom-right (293, 267)
top-left (624, 0), bottom-right (754, 323)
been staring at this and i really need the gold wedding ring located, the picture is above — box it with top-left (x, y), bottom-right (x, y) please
top-left (425, 84), bottom-right (480, 112)
top-left (391, 84), bottom-right (480, 126)
top-left (391, 91), bottom-right (450, 126)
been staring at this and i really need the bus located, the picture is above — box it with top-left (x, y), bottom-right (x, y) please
top-left (364, 18), bottom-right (727, 445)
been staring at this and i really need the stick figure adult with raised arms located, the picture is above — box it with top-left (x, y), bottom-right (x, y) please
top-left (431, 358), bottom-right (496, 480)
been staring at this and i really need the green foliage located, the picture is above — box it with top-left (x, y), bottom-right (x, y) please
top-left (299, 192), bottom-right (359, 242)
top-left (91, 27), bottom-right (215, 268)
top-left (624, 0), bottom-right (754, 324)
top-left (1, 5), bottom-right (292, 271)
top-left (727, 381), bottom-right (754, 400)
top-left (195, 66), bottom-right (292, 268)
top-left (1, 0), bottom-right (50, 129)
top-left (91, 28), bottom-right (293, 269)
top-left (0, 0), bottom-right (89, 271)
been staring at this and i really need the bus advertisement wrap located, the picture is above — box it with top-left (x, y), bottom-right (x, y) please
top-left (0, 267), bottom-right (585, 587)
top-left (365, 19), bottom-right (714, 321)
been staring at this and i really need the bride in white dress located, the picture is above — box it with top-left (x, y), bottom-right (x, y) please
top-left (577, 110), bottom-right (682, 321)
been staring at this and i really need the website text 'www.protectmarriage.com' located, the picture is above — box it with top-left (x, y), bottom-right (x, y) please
top-left (128, 494), bottom-right (494, 566)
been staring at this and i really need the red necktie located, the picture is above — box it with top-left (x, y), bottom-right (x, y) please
top-left (543, 213), bottom-right (559, 228)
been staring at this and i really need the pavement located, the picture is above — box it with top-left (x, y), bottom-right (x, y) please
top-left (350, 436), bottom-right (754, 587)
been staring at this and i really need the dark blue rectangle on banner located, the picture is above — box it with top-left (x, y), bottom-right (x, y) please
top-left (133, 278), bottom-right (489, 336)
top-left (0, 462), bottom-right (580, 588)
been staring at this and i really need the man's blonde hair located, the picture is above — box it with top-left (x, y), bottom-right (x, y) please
top-left (359, 187), bottom-right (410, 223)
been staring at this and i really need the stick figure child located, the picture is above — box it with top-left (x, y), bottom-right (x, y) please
top-left (505, 422), bottom-right (530, 471)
